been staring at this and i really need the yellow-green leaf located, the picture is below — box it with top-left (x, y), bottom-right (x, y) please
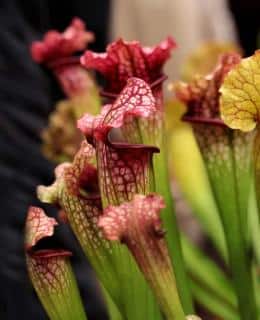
top-left (220, 50), bottom-right (260, 132)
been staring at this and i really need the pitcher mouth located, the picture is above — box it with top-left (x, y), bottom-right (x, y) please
top-left (29, 249), bottom-right (72, 259)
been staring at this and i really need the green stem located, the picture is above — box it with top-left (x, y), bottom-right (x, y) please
top-left (169, 122), bottom-right (227, 261)
top-left (248, 182), bottom-right (260, 265)
top-left (138, 104), bottom-right (192, 313)
top-left (189, 281), bottom-right (239, 320)
top-left (253, 127), bottom-right (260, 226)
top-left (193, 124), bottom-right (257, 320)
top-left (154, 144), bottom-right (194, 314)
top-left (252, 265), bottom-right (260, 316)
top-left (100, 283), bottom-right (123, 320)
top-left (112, 244), bottom-right (162, 320)
top-left (181, 235), bottom-right (237, 311)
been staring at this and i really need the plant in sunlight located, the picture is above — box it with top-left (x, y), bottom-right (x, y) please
top-left (24, 17), bottom-right (260, 320)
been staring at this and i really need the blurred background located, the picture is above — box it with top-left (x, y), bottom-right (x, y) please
top-left (0, 0), bottom-right (259, 319)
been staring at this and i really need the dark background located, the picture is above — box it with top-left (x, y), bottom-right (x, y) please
top-left (0, 0), bottom-right (259, 319)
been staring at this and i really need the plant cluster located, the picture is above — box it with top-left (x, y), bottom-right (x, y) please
top-left (24, 18), bottom-right (260, 320)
